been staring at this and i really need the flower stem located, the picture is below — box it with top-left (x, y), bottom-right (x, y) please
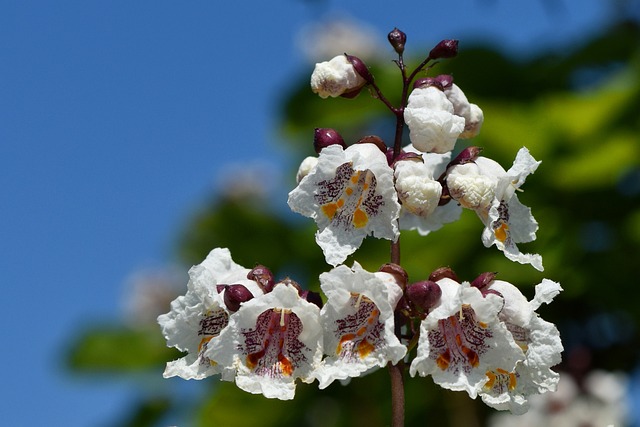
top-left (388, 360), bottom-right (405, 427)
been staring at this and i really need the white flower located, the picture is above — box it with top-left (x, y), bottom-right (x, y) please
top-left (310, 54), bottom-right (367, 99)
top-left (296, 156), bottom-right (319, 183)
top-left (443, 84), bottom-right (484, 139)
top-left (315, 262), bottom-right (406, 388)
top-left (206, 283), bottom-right (323, 400)
top-left (157, 248), bottom-right (262, 380)
top-left (446, 147), bottom-right (543, 271)
top-left (288, 143), bottom-right (401, 266)
top-left (479, 279), bottom-right (563, 414)
top-left (410, 279), bottom-right (525, 399)
top-left (394, 147), bottom-right (462, 235)
top-left (404, 86), bottom-right (466, 154)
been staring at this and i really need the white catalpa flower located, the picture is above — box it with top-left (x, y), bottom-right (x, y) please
top-left (479, 279), bottom-right (563, 414)
top-left (158, 248), bottom-right (263, 380)
top-left (310, 54), bottom-right (367, 99)
top-left (446, 147), bottom-right (543, 271)
top-left (206, 283), bottom-right (323, 400)
top-left (394, 147), bottom-right (462, 235)
top-left (443, 83), bottom-right (484, 139)
top-left (315, 262), bottom-right (406, 388)
top-left (296, 156), bottom-right (319, 183)
top-left (404, 86), bottom-right (466, 154)
top-left (288, 143), bottom-right (401, 266)
top-left (409, 279), bottom-right (525, 399)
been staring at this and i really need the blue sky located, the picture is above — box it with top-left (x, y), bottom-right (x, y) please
top-left (0, 1), bottom-right (616, 425)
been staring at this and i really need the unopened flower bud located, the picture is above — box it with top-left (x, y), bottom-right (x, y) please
top-left (406, 280), bottom-right (442, 312)
top-left (471, 271), bottom-right (497, 290)
top-left (345, 54), bottom-right (374, 84)
top-left (429, 39), bottom-right (458, 60)
top-left (356, 135), bottom-right (387, 153)
top-left (278, 277), bottom-right (302, 293)
top-left (296, 156), bottom-right (318, 183)
top-left (413, 77), bottom-right (441, 90)
top-left (379, 263), bottom-right (409, 290)
top-left (247, 265), bottom-right (275, 293)
top-left (223, 284), bottom-right (254, 312)
top-left (429, 266), bottom-right (459, 283)
top-left (387, 28), bottom-right (407, 54)
top-left (314, 127), bottom-right (346, 154)
top-left (310, 54), bottom-right (367, 99)
top-left (447, 146), bottom-right (483, 168)
top-left (434, 74), bottom-right (454, 89)
top-left (300, 290), bottom-right (323, 309)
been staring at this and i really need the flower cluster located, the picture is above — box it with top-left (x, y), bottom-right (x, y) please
top-left (159, 27), bottom-right (563, 419)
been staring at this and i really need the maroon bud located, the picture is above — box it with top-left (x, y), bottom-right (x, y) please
top-left (413, 77), bottom-right (442, 90)
top-left (429, 267), bottom-right (459, 283)
top-left (434, 74), bottom-right (454, 89)
top-left (300, 290), bottom-right (323, 309)
top-left (216, 284), bottom-right (226, 293)
top-left (429, 39), bottom-right (459, 60)
top-left (406, 280), bottom-right (442, 312)
top-left (379, 263), bottom-right (409, 290)
top-left (392, 151), bottom-right (423, 165)
top-left (438, 182), bottom-right (452, 206)
top-left (356, 135), bottom-right (387, 153)
top-left (345, 54), bottom-right (374, 84)
top-left (447, 146), bottom-right (483, 168)
top-left (340, 87), bottom-right (365, 99)
top-left (471, 272), bottom-right (497, 291)
top-left (387, 28), bottom-right (407, 54)
top-left (223, 284), bottom-right (254, 312)
top-left (278, 277), bottom-right (302, 293)
top-left (313, 128), bottom-right (346, 154)
top-left (247, 265), bottom-right (275, 293)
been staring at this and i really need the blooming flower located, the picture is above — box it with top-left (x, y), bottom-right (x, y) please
top-left (478, 279), bottom-right (563, 414)
top-left (315, 262), bottom-right (406, 388)
top-left (404, 85), bottom-right (466, 154)
top-left (446, 147), bottom-right (543, 270)
top-left (394, 146), bottom-right (462, 235)
top-left (158, 248), bottom-right (263, 380)
top-left (288, 143), bottom-right (401, 266)
top-left (205, 283), bottom-right (323, 400)
top-left (409, 278), bottom-right (525, 399)
top-left (310, 54), bottom-right (367, 98)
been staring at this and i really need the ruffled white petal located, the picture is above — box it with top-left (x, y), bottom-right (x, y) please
top-left (206, 283), bottom-right (323, 400)
top-left (288, 143), bottom-right (400, 266)
top-left (315, 262), bottom-right (406, 388)
top-left (310, 55), bottom-right (366, 98)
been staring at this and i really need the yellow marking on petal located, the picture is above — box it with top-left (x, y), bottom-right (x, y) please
top-left (345, 187), bottom-right (353, 196)
top-left (436, 350), bottom-right (451, 370)
top-left (198, 336), bottom-right (213, 353)
top-left (485, 371), bottom-right (497, 389)
top-left (356, 326), bottom-right (367, 336)
top-left (351, 173), bottom-right (360, 184)
top-left (337, 333), bottom-right (356, 355)
top-left (278, 354), bottom-right (293, 377)
top-left (280, 308), bottom-right (286, 327)
top-left (357, 339), bottom-right (375, 358)
top-left (322, 203), bottom-right (338, 220)
top-left (494, 222), bottom-right (509, 243)
top-left (353, 208), bottom-right (368, 228)
top-left (478, 321), bottom-right (488, 328)
top-left (508, 372), bottom-right (518, 390)
top-left (337, 198), bottom-right (345, 208)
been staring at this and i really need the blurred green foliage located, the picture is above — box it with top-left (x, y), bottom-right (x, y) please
top-left (66, 18), bottom-right (640, 427)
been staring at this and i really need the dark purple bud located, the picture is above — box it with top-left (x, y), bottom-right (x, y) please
top-left (392, 150), bottom-right (423, 166)
top-left (388, 28), bottom-right (407, 54)
top-left (223, 284), bottom-right (254, 312)
top-left (247, 265), bottom-right (275, 293)
top-left (413, 77), bottom-right (442, 90)
top-left (471, 272), bottom-right (497, 291)
top-left (313, 128), bottom-right (346, 154)
top-left (356, 135), bottom-right (387, 153)
top-left (216, 284), bottom-right (226, 293)
top-left (379, 263), bottom-right (409, 290)
top-left (345, 54), bottom-right (374, 84)
top-left (429, 267), bottom-right (459, 283)
top-left (438, 182), bottom-right (452, 206)
top-left (434, 74), bottom-right (454, 89)
top-left (447, 146), bottom-right (483, 168)
top-left (406, 280), bottom-right (442, 312)
top-left (278, 277), bottom-right (302, 293)
top-left (300, 290), bottom-right (323, 309)
top-left (429, 39), bottom-right (459, 60)
top-left (340, 87), bottom-right (365, 99)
